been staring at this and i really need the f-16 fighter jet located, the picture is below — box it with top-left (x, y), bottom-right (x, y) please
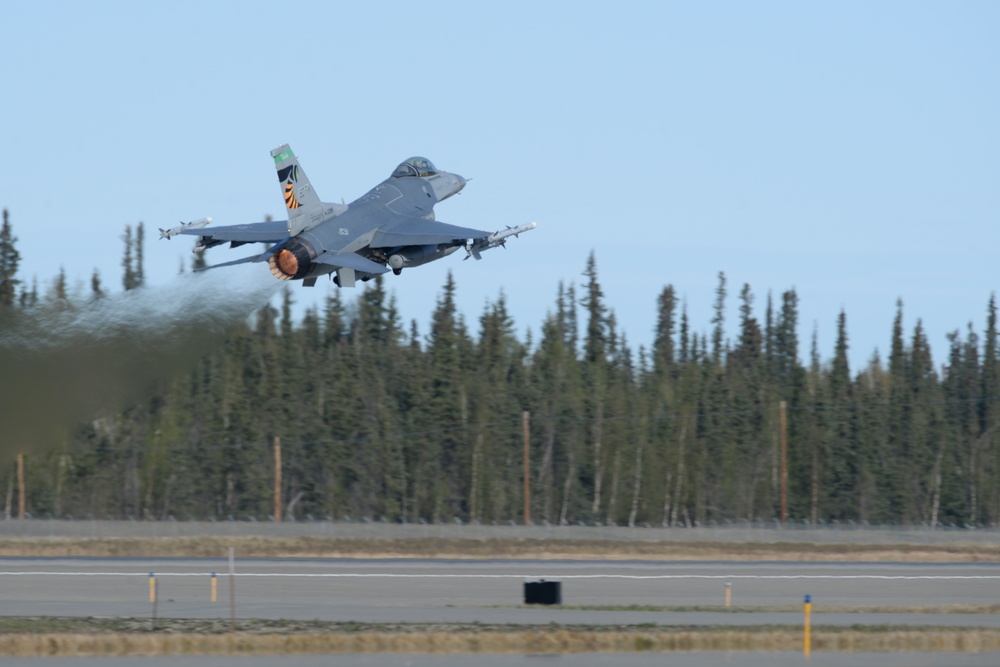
top-left (170, 145), bottom-right (536, 287)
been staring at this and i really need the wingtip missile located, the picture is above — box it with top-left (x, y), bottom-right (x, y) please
top-left (159, 217), bottom-right (213, 240)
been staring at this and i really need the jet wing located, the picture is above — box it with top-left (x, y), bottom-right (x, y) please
top-left (369, 218), bottom-right (490, 249)
top-left (179, 220), bottom-right (289, 244)
top-left (314, 251), bottom-right (390, 275)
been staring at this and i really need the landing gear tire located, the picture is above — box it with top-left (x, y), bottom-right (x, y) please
top-left (392, 268), bottom-right (402, 276)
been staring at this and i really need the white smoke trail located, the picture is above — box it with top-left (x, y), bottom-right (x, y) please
top-left (0, 265), bottom-right (282, 457)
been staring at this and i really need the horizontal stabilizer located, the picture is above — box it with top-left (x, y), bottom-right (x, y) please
top-left (314, 251), bottom-right (390, 275)
top-left (194, 253), bottom-right (266, 272)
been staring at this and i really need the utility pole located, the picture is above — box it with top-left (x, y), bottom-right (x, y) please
top-left (523, 410), bottom-right (531, 525)
top-left (779, 401), bottom-right (788, 528)
top-left (273, 437), bottom-right (282, 523)
top-left (17, 452), bottom-right (25, 520)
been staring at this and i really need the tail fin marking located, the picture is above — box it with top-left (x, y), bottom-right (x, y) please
top-left (270, 144), bottom-right (323, 234)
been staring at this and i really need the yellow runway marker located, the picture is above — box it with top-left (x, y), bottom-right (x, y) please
top-left (804, 594), bottom-right (812, 659)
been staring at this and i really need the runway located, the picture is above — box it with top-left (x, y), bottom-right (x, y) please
top-left (0, 557), bottom-right (998, 627)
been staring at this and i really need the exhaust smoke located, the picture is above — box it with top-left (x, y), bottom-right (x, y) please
top-left (0, 265), bottom-right (282, 459)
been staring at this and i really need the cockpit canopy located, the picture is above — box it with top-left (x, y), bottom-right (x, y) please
top-left (392, 157), bottom-right (437, 178)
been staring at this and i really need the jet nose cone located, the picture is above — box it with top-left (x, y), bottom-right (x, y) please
top-left (431, 171), bottom-right (467, 201)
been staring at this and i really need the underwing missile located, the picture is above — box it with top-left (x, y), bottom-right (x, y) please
top-left (466, 221), bottom-right (538, 260)
top-left (159, 217), bottom-right (213, 240)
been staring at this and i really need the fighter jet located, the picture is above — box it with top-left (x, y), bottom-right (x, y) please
top-left (171, 145), bottom-right (537, 287)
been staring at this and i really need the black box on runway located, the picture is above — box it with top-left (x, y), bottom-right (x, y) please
top-left (524, 580), bottom-right (561, 605)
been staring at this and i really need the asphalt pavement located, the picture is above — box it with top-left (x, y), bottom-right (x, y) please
top-left (0, 557), bottom-right (998, 626)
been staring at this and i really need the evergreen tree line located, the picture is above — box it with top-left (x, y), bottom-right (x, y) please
top-left (3, 210), bottom-right (1000, 527)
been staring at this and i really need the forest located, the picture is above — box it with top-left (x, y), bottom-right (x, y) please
top-left (2, 209), bottom-right (1000, 528)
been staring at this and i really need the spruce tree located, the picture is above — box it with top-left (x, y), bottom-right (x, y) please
top-left (824, 309), bottom-right (855, 520)
top-left (134, 222), bottom-right (145, 288)
top-left (652, 285), bottom-right (677, 376)
top-left (425, 272), bottom-right (472, 519)
top-left (121, 225), bottom-right (135, 291)
top-left (726, 284), bottom-right (766, 519)
top-left (580, 252), bottom-right (611, 517)
top-left (90, 270), bottom-right (104, 299)
top-left (906, 319), bottom-right (941, 523)
top-left (885, 299), bottom-right (909, 519)
top-left (711, 271), bottom-right (727, 365)
top-left (533, 282), bottom-right (584, 524)
top-left (980, 295), bottom-right (1000, 524)
top-left (854, 349), bottom-right (890, 522)
top-left (121, 223), bottom-right (145, 291)
top-left (0, 209), bottom-right (20, 307)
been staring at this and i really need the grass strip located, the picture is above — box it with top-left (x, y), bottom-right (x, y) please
top-left (0, 620), bottom-right (999, 656)
top-left (0, 536), bottom-right (998, 561)
top-left (527, 604), bottom-right (1000, 614)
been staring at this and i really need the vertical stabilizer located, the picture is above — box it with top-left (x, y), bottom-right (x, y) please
top-left (271, 144), bottom-right (323, 235)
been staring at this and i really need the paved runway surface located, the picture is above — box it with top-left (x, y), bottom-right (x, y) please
top-left (1, 557), bottom-right (999, 627)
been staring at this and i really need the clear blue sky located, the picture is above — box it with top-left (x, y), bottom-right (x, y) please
top-left (2, 1), bottom-right (998, 371)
